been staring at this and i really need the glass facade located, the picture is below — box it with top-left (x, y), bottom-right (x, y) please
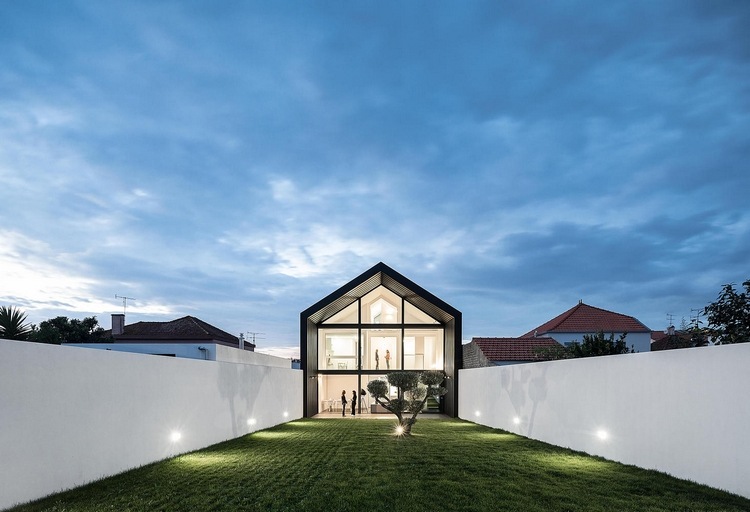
top-left (316, 286), bottom-right (445, 411)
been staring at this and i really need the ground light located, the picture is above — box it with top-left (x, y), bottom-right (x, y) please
top-left (394, 425), bottom-right (405, 436)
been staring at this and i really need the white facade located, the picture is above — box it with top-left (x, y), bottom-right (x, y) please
top-left (459, 343), bottom-right (750, 499)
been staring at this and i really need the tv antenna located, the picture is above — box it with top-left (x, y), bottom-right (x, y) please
top-left (666, 313), bottom-right (674, 327)
top-left (246, 332), bottom-right (265, 345)
top-left (114, 294), bottom-right (136, 315)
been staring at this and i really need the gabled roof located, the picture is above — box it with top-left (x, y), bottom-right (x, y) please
top-left (105, 316), bottom-right (241, 345)
top-left (301, 262), bottom-right (460, 324)
top-left (522, 302), bottom-right (650, 337)
top-left (471, 337), bottom-right (562, 362)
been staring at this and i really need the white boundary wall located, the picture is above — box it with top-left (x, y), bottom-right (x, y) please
top-left (0, 340), bottom-right (303, 510)
top-left (459, 343), bottom-right (750, 499)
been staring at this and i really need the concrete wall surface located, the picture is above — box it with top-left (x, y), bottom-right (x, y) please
top-left (63, 342), bottom-right (293, 368)
top-left (459, 343), bottom-right (750, 499)
top-left (0, 339), bottom-right (302, 510)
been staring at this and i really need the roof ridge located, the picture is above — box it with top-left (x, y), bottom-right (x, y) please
top-left (185, 316), bottom-right (212, 336)
top-left (534, 302), bottom-right (583, 334)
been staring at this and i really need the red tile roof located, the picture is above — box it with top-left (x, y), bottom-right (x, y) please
top-left (522, 302), bottom-right (650, 337)
top-left (105, 316), bottom-right (242, 345)
top-left (472, 337), bottom-right (563, 362)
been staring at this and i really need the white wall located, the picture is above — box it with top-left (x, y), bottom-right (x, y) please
top-left (0, 339), bottom-right (303, 510)
top-left (63, 343), bottom-right (292, 368)
top-left (459, 343), bottom-right (750, 499)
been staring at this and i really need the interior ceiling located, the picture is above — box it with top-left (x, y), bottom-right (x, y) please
top-left (305, 271), bottom-right (456, 325)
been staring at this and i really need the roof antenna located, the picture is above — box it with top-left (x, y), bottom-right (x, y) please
top-left (114, 294), bottom-right (136, 315)
top-left (242, 331), bottom-right (265, 350)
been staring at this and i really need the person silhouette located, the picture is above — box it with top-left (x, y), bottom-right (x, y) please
top-left (375, 349), bottom-right (380, 370)
top-left (341, 389), bottom-right (347, 417)
top-left (351, 390), bottom-right (357, 416)
top-left (385, 349), bottom-right (391, 369)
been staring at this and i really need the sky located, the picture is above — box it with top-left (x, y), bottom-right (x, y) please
top-left (1, 1), bottom-right (749, 359)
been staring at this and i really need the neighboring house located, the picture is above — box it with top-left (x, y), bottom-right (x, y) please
top-left (65, 314), bottom-right (291, 368)
top-left (463, 337), bottom-right (564, 368)
top-left (651, 326), bottom-right (709, 351)
top-left (522, 301), bottom-right (652, 353)
top-left (300, 262), bottom-right (462, 418)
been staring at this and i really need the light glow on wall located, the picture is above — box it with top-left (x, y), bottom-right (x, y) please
top-left (513, 417), bottom-right (521, 425)
top-left (474, 410), bottom-right (481, 418)
top-left (247, 418), bottom-right (257, 426)
top-left (283, 411), bottom-right (289, 418)
top-left (596, 429), bottom-right (608, 441)
top-left (169, 431), bottom-right (182, 442)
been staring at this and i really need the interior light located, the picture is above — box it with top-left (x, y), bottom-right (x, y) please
top-left (596, 429), bottom-right (608, 441)
top-left (170, 431), bottom-right (182, 442)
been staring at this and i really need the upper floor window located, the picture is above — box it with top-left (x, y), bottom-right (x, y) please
top-left (371, 299), bottom-right (397, 324)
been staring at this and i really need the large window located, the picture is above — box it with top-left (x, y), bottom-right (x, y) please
top-left (362, 329), bottom-right (400, 370)
top-left (319, 330), bottom-right (358, 370)
top-left (404, 329), bottom-right (444, 370)
top-left (317, 286), bottom-right (444, 373)
top-left (361, 286), bottom-right (401, 323)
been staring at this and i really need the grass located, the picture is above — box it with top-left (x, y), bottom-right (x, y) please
top-left (10, 418), bottom-right (750, 512)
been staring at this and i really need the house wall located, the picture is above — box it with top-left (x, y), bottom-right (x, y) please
top-left (459, 343), bottom-right (750, 499)
top-left (462, 340), bottom-right (490, 369)
top-left (548, 331), bottom-right (651, 353)
top-left (0, 339), bottom-right (302, 510)
top-left (62, 343), bottom-right (290, 367)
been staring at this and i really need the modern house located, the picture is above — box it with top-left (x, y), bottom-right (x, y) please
top-left (300, 262), bottom-right (462, 417)
top-left (463, 337), bottom-right (564, 368)
top-left (522, 301), bottom-right (652, 353)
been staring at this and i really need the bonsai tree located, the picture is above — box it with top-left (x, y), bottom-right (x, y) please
top-left (366, 370), bottom-right (447, 435)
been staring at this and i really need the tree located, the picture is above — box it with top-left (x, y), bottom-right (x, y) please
top-left (366, 370), bottom-right (447, 435)
top-left (703, 279), bottom-right (750, 344)
top-left (0, 305), bottom-right (32, 340)
top-left (29, 316), bottom-right (108, 344)
top-left (567, 331), bottom-right (633, 357)
top-left (534, 331), bottom-right (633, 359)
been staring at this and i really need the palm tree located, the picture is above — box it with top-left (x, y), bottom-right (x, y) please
top-left (0, 305), bottom-right (32, 340)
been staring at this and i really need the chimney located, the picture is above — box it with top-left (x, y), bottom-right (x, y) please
top-left (112, 314), bottom-right (125, 336)
top-left (667, 325), bottom-right (675, 336)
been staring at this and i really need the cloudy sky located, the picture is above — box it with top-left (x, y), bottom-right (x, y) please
top-left (1, 1), bottom-right (748, 358)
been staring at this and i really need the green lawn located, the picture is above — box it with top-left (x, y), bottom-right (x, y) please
top-left (10, 418), bottom-right (750, 512)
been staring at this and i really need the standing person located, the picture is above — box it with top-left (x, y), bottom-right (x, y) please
top-left (375, 349), bottom-right (380, 370)
top-left (351, 390), bottom-right (357, 416)
top-left (385, 349), bottom-right (391, 369)
top-left (341, 389), bottom-right (347, 417)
